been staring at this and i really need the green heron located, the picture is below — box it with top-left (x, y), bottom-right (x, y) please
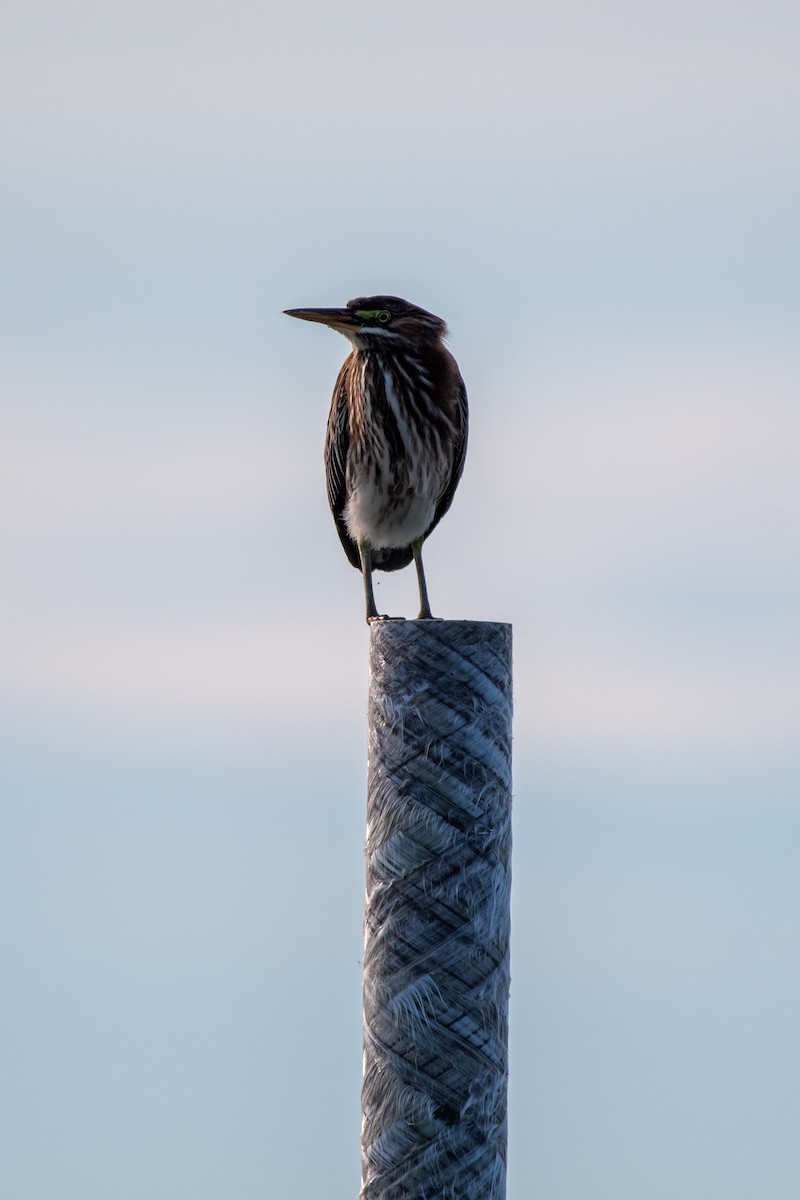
top-left (284, 295), bottom-right (468, 622)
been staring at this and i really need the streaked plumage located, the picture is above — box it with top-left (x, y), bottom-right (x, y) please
top-left (284, 295), bottom-right (468, 621)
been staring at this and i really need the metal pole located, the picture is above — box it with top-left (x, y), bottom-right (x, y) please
top-left (362, 620), bottom-right (513, 1200)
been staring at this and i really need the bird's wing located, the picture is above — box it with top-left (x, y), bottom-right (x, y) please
top-left (429, 371), bottom-right (469, 532)
top-left (324, 361), bottom-right (362, 569)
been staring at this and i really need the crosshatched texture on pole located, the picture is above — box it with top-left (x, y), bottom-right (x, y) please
top-left (363, 620), bottom-right (513, 1200)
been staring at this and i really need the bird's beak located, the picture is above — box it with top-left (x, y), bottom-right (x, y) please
top-left (283, 307), bottom-right (358, 333)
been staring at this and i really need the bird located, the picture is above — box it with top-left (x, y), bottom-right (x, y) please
top-left (284, 295), bottom-right (468, 623)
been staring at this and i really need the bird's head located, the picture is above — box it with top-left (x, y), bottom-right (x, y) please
top-left (283, 295), bottom-right (447, 351)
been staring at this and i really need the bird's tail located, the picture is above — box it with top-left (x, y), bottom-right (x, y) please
top-left (370, 545), bottom-right (414, 572)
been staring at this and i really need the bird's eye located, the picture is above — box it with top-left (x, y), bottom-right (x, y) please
top-left (377, 311), bottom-right (391, 324)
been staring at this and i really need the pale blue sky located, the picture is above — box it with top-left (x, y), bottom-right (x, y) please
top-left (1, 2), bottom-right (799, 1197)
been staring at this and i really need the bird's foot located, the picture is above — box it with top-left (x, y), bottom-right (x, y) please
top-left (366, 614), bottom-right (406, 624)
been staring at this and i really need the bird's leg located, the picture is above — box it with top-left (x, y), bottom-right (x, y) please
top-left (411, 537), bottom-right (434, 620)
top-left (358, 538), bottom-right (380, 622)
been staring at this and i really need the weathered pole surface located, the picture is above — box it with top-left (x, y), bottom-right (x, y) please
top-left (362, 620), bottom-right (513, 1200)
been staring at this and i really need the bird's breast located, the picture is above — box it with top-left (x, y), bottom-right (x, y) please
top-left (342, 351), bottom-right (453, 548)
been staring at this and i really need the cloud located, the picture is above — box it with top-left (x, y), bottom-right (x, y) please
top-left (2, 342), bottom-right (796, 768)
top-left (476, 345), bottom-right (800, 583)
